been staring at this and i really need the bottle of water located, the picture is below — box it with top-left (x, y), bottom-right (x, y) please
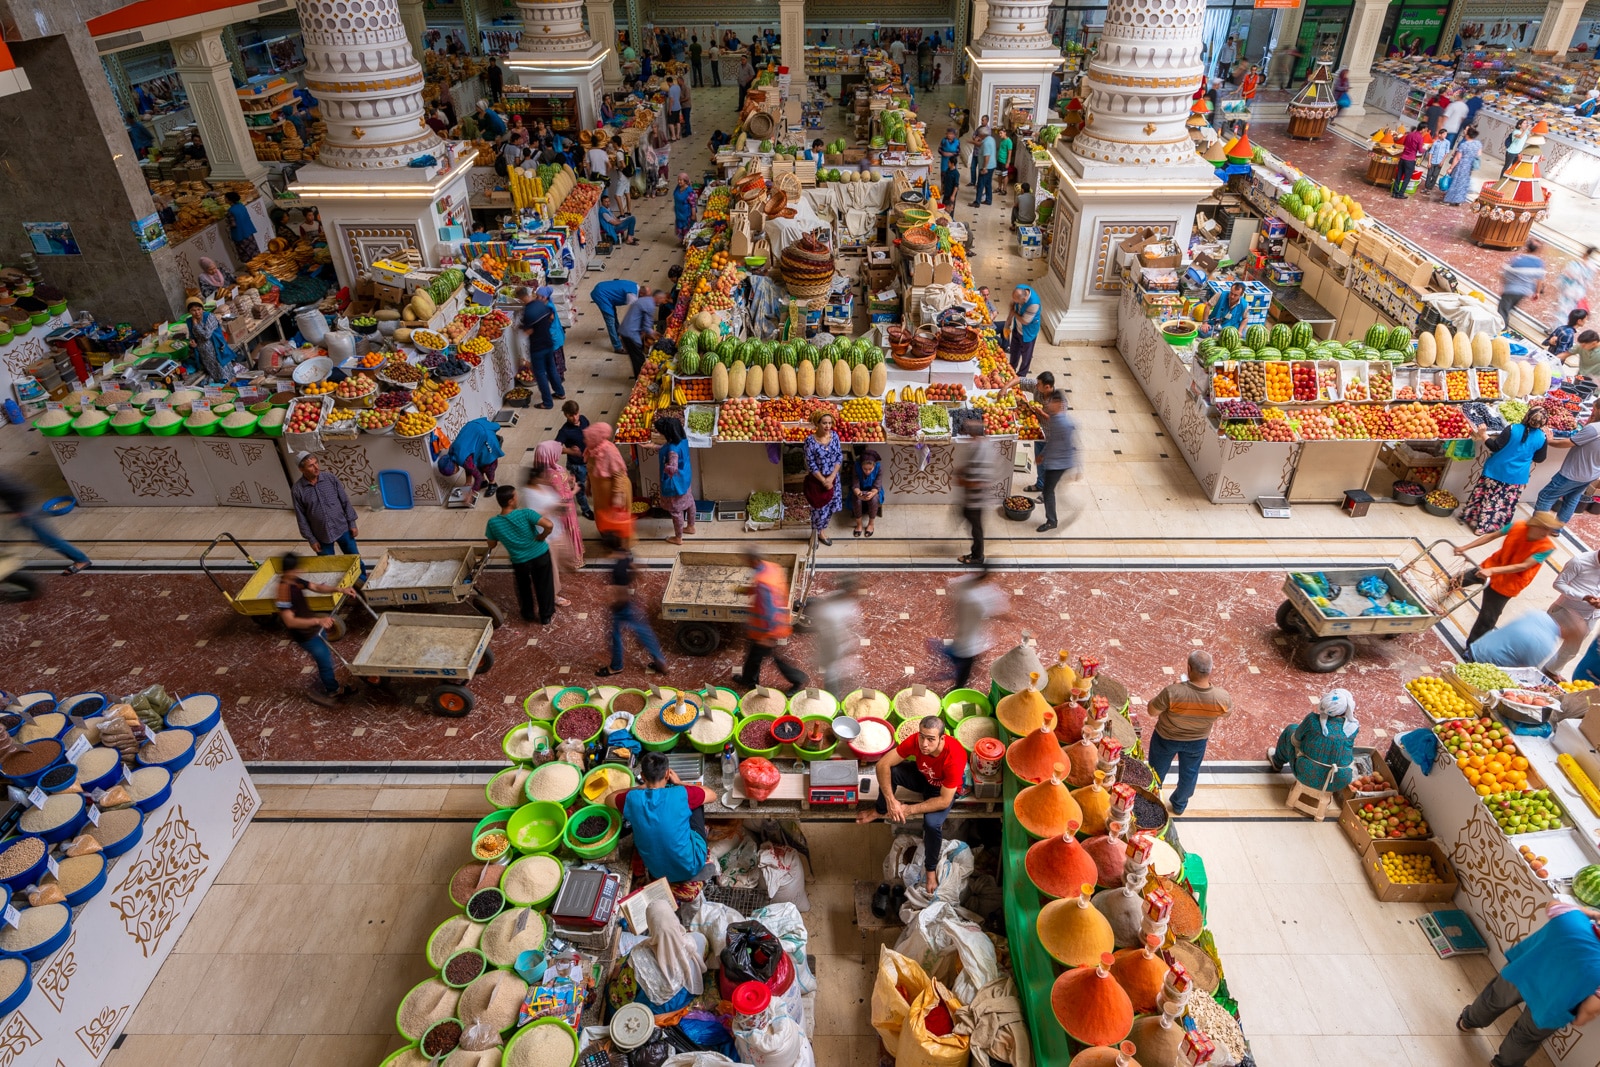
top-left (721, 742), bottom-right (738, 782)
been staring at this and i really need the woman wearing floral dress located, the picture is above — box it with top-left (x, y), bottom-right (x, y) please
top-left (1442, 126), bottom-right (1481, 206)
top-left (1459, 407), bottom-right (1549, 534)
top-left (803, 410), bottom-right (843, 546)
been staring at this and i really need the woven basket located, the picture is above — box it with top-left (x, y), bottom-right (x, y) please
top-left (774, 173), bottom-right (802, 199)
top-left (902, 226), bottom-right (938, 254)
top-left (783, 274), bottom-right (834, 299)
top-left (893, 350), bottom-right (936, 371)
top-left (746, 111), bottom-right (776, 139)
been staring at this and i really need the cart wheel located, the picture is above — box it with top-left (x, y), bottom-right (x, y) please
top-left (250, 614), bottom-right (276, 629)
top-left (474, 647), bottom-right (495, 678)
top-left (429, 684), bottom-right (475, 717)
top-left (675, 621), bottom-right (721, 656)
top-left (1275, 600), bottom-right (1304, 634)
top-left (1297, 637), bottom-right (1354, 673)
top-left (470, 593), bottom-right (506, 628)
top-left (325, 616), bottom-right (348, 642)
top-left (0, 571), bottom-right (38, 604)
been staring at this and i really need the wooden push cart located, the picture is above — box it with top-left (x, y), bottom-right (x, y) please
top-left (201, 532), bottom-right (362, 639)
top-left (1275, 540), bottom-right (1478, 672)
top-left (333, 600), bottom-right (496, 716)
top-left (360, 545), bottom-right (505, 627)
top-left (659, 550), bottom-right (810, 655)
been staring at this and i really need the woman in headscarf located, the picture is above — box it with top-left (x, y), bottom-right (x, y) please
top-left (653, 414), bottom-right (695, 545)
top-left (852, 449), bottom-right (883, 538)
top-left (804, 409), bottom-right (843, 546)
top-left (673, 173), bottom-right (694, 240)
top-left (184, 298), bottom-right (237, 382)
top-left (1267, 689), bottom-right (1360, 792)
top-left (530, 440), bottom-right (584, 569)
top-left (585, 422), bottom-right (634, 540)
top-left (196, 257), bottom-right (234, 300)
top-left (521, 455), bottom-right (578, 607)
top-left (447, 417), bottom-right (506, 498)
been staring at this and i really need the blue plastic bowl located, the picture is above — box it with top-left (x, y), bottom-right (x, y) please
top-left (126, 766), bottom-right (171, 814)
top-left (75, 748), bottom-right (123, 795)
top-left (93, 808), bottom-right (145, 859)
top-left (164, 693), bottom-right (221, 736)
top-left (15, 692), bottom-right (56, 716)
top-left (58, 854), bottom-right (106, 908)
top-left (0, 838), bottom-right (48, 892)
top-left (136, 727), bottom-right (195, 773)
top-left (0, 955), bottom-right (32, 1017)
top-left (56, 692), bottom-right (107, 719)
top-left (2, 740), bottom-right (64, 790)
top-left (21, 794), bottom-right (86, 845)
top-left (7, 904), bottom-right (71, 962)
top-left (0, 713), bottom-right (22, 737)
top-left (37, 762), bottom-right (77, 794)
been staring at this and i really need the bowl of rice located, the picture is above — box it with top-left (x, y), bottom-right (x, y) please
top-left (522, 685), bottom-right (566, 721)
top-left (524, 760), bottom-right (582, 805)
top-left (184, 409), bottom-right (220, 435)
top-left (485, 766), bottom-right (530, 809)
top-left (893, 685), bottom-right (942, 726)
top-left (137, 727), bottom-right (196, 772)
top-left (848, 716), bottom-right (896, 761)
top-left (147, 409), bottom-right (184, 436)
top-left (110, 408), bottom-right (147, 435)
top-left (19, 792), bottom-right (87, 844)
top-left (480, 907), bottom-right (548, 968)
top-left (52, 852), bottom-right (108, 908)
top-left (842, 689), bottom-right (891, 720)
top-left (0, 902), bottom-right (70, 962)
top-left (500, 853), bottom-right (563, 908)
top-left (738, 687), bottom-right (788, 718)
top-left (395, 977), bottom-right (460, 1043)
top-left (221, 410), bottom-right (259, 437)
top-left (687, 706), bottom-right (737, 754)
top-left (165, 692), bottom-right (221, 735)
top-left (954, 715), bottom-right (1001, 750)
top-left (86, 806), bottom-right (144, 857)
top-left (0, 955), bottom-right (30, 1017)
top-left (124, 766), bottom-right (172, 813)
top-left (74, 745), bottom-right (122, 794)
top-left (789, 688), bottom-right (837, 719)
top-left (259, 407), bottom-right (286, 436)
top-left (72, 409), bottom-right (111, 436)
top-left (501, 721), bottom-right (552, 764)
top-left (168, 388), bottom-right (204, 414)
top-left (505, 1018), bottom-right (578, 1067)
top-left (32, 409), bottom-right (73, 437)
top-left (132, 388), bottom-right (169, 406)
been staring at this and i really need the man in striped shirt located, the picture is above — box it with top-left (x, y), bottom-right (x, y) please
top-left (1144, 650), bottom-right (1231, 815)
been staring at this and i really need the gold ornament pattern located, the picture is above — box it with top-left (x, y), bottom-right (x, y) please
top-left (0, 1013), bottom-right (39, 1065)
top-left (74, 1005), bottom-right (130, 1059)
top-left (108, 806), bottom-right (211, 957)
top-left (115, 446), bottom-right (195, 499)
top-left (232, 777), bottom-right (257, 838)
top-left (195, 729), bottom-right (236, 771)
top-left (1447, 800), bottom-right (1548, 952)
top-left (36, 931), bottom-right (77, 1011)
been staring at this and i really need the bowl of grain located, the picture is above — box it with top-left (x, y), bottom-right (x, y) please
top-left (2, 740), bottom-right (63, 790)
top-left (686, 706), bottom-right (737, 754)
top-left (788, 688), bottom-right (838, 719)
top-left (847, 716), bottom-right (896, 761)
top-left (522, 685), bottom-right (565, 722)
top-left (442, 948), bottom-right (488, 989)
top-left (458, 969), bottom-right (529, 1034)
top-left (500, 853), bottom-right (563, 909)
top-left (480, 907), bottom-right (547, 968)
top-left (734, 713), bottom-right (782, 760)
top-left (426, 915), bottom-right (483, 970)
top-left (0, 836), bottom-right (48, 891)
top-left (56, 692), bottom-right (107, 718)
top-left (164, 692), bottom-right (221, 735)
top-left (607, 688), bottom-right (648, 717)
top-left (124, 766), bottom-right (172, 813)
top-left (378, 1045), bottom-right (428, 1067)
top-left (395, 977), bottom-right (460, 1043)
top-left (738, 687), bottom-right (788, 718)
top-left (14, 692), bottom-right (57, 715)
top-left (892, 685), bottom-right (942, 727)
top-left (563, 804), bottom-right (622, 859)
top-left (0, 902), bottom-right (70, 961)
top-left (485, 766), bottom-right (531, 809)
top-left (632, 697), bottom-right (694, 754)
top-left (501, 721), bottom-right (553, 764)
top-left (524, 760), bottom-right (582, 806)
top-left (136, 727), bottom-right (196, 772)
top-left (19, 793), bottom-right (87, 844)
top-left (505, 1017), bottom-right (578, 1067)
top-left (51, 852), bottom-right (107, 908)
top-left (37, 762), bottom-right (78, 794)
top-left (16, 712), bottom-right (69, 744)
top-left (85, 806), bottom-right (144, 858)
top-left (954, 715), bottom-right (1000, 751)
top-left (0, 957), bottom-right (31, 1018)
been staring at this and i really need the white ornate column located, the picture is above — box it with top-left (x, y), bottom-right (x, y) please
top-left (288, 0), bottom-right (472, 287)
top-left (964, 0), bottom-right (1061, 126)
top-left (506, 0), bottom-right (609, 128)
top-left (1533, 0), bottom-right (1587, 56)
top-left (397, 0), bottom-right (427, 58)
top-left (1337, 0), bottom-right (1390, 117)
top-left (586, 0), bottom-right (624, 87)
top-left (172, 30), bottom-right (269, 187)
top-left (781, 0), bottom-right (805, 99)
top-left (1038, 0), bottom-right (1218, 341)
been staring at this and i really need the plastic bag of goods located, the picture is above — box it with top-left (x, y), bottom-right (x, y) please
top-left (741, 757), bottom-right (782, 801)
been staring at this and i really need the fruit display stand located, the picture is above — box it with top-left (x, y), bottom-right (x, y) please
top-left (0, 704), bottom-right (255, 1064)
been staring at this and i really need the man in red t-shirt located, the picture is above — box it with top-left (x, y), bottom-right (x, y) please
top-left (856, 717), bottom-right (967, 892)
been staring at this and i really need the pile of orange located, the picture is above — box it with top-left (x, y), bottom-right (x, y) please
top-left (1459, 751), bottom-right (1532, 795)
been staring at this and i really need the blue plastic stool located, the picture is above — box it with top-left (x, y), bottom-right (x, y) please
top-left (377, 470), bottom-right (413, 509)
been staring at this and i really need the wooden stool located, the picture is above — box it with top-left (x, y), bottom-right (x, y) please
top-left (1286, 779), bottom-right (1338, 821)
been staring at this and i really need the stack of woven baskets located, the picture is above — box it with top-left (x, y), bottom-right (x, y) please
top-left (896, 324), bottom-right (939, 370)
top-left (779, 234), bottom-right (836, 299)
top-left (901, 225), bottom-right (939, 256)
top-left (936, 324), bottom-right (979, 361)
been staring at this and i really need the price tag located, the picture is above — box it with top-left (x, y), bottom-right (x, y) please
top-left (193, 398), bottom-right (210, 413)
top-left (26, 788), bottom-right (45, 810)
top-left (2, 906), bottom-right (20, 929)
top-left (45, 401), bottom-right (62, 411)
top-left (45, 856), bottom-right (58, 880)
top-left (84, 804), bottom-right (100, 827)
top-left (65, 736), bottom-right (91, 764)
top-left (153, 401), bottom-right (171, 412)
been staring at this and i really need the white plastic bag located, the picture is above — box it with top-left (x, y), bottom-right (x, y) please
top-left (758, 845), bottom-right (810, 912)
top-left (750, 902), bottom-right (817, 995)
top-left (683, 897), bottom-right (744, 960)
top-left (895, 838), bottom-right (975, 920)
top-left (662, 1055), bottom-right (741, 1067)
top-left (716, 834), bottom-right (762, 888)
top-left (735, 1015), bottom-right (816, 1067)
top-left (894, 901), bottom-right (999, 1004)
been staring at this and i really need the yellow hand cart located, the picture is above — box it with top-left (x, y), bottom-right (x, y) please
top-left (200, 532), bottom-right (363, 639)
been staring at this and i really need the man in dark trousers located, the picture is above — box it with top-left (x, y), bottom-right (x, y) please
top-left (689, 35), bottom-right (704, 86)
top-left (517, 286), bottom-right (563, 408)
top-left (732, 547), bottom-right (808, 694)
top-left (485, 57), bottom-right (504, 102)
top-left (956, 417), bottom-right (998, 565)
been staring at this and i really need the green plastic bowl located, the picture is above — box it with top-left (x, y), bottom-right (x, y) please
top-left (222, 413), bottom-right (259, 437)
top-left (47, 302), bottom-right (66, 316)
top-left (941, 687), bottom-right (993, 731)
top-left (506, 1018), bottom-right (579, 1067)
top-left (524, 759), bottom-right (583, 806)
top-left (553, 703), bottom-right (605, 746)
top-left (734, 712), bottom-right (782, 760)
top-left (500, 853), bottom-right (565, 908)
top-left (260, 417), bottom-right (284, 437)
top-left (470, 808), bottom-right (515, 861)
top-left (607, 687), bottom-right (649, 717)
top-left (379, 1045), bottom-right (423, 1067)
top-left (32, 417), bottom-right (71, 437)
top-left (111, 413), bottom-right (147, 435)
top-left (11, 321), bottom-right (30, 337)
top-left (485, 766), bottom-right (528, 809)
top-left (563, 803), bottom-right (622, 859)
top-left (29, 312), bottom-right (48, 326)
top-left (792, 713), bottom-right (839, 761)
top-left (0, 328), bottom-right (13, 344)
top-left (523, 684), bottom-right (564, 722)
top-left (148, 416), bottom-right (183, 436)
top-left (686, 705), bottom-right (738, 755)
top-left (471, 828), bottom-right (511, 863)
top-left (578, 762), bottom-right (635, 806)
top-left (441, 948), bottom-right (487, 988)
top-left (73, 415), bottom-right (110, 436)
top-left (501, 721), bottom-right (552, 765)
top-left (505, 800), bottom-right (568, 854)
top-left (185, 416), bottom-right (220, 436)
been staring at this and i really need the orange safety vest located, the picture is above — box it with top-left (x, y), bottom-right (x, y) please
top-left (747, 561), bottom-right (792, 642)
top-left (1484, 521), bottom-right (1553, 598)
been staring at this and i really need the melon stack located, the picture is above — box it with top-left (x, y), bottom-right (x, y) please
top-left (1415, 323), bottom-right (1549, 396)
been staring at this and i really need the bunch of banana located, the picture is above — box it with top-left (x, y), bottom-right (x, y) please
top-left (885, 387), bottom-right (928, 404)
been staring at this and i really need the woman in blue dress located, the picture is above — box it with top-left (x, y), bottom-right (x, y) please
top-left (673, 174), bottom-right (694, 240)
top-left (1268, 689), bottom-right (1360, 792)
top-left (851, 449), bottom-right (883, 538)
top-left (1443, 126), bottom-right (1482, 206)
top-left (803, 410), bottom-right (843, 546)
top-left (654, 415), bottom-right (695, 545)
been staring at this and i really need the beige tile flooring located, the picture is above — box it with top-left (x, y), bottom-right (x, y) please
top-left (103, 777), bottom-right (1557, 1067)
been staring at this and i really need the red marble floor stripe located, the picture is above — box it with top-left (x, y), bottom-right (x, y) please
top-left (1, 567), bottom-right (1453, 763)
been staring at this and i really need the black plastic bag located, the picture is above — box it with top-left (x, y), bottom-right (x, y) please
top-left (720, 920), bottom-right (782, 985)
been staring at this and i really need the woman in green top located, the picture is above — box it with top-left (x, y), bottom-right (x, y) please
top-left (996, 132), bottom-right (1013, 196)
top-left (485, 485), bottom-right (556, 624)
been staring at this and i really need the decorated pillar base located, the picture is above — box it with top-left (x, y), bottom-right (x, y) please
top-left (173, 30), bottom-right (269, 189)
top-left (964, 50), bottom-right (1060, 127)
top-left (586, 0), bottom-right (624, 88)
top-left (506, 44), bottom-right (607, 129)
top-left (1039, 145), bottom-right (1217, 343)
top-left (289, 155), bottom-right (477, 288)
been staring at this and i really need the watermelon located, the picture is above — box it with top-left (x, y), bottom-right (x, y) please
top-left (719, 339), bottom-right (739, 361)
top-left (700, 345), bottom-right (721, 368)
top-left (1244, 324), bottom-right (1269, 350)
top-left (736, 341), bottom-right (755, 363)
top-left (1380, 349), bottom-right (1407, 363)
top-left (1576, 865), bottom-right (1600, 907)
top-left (1386, 326), bottom-right (1413, 351)
top-left (700, 328), bottom-right (720, 349)
top-left (864, 347), bottom-right (883, 368)
top-left (1269, 324), bottom-right (1292, 351)
top-left (1291, 322), bottom-right (1314, 349)
top-left (1232, 347), bottom-right (1255, 360)
top-left (1257, 347), bottom-right (1282, 361)
top-left (677, 349), bottom-right (700, 376)
top-left (1218, 326), bottom-right (1242, 351)
top-left (1285, 347), bottom-right (1307, 361)
top-left (1364, 324), bottom-right (1391, 350)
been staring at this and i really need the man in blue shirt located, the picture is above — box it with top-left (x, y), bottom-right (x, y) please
top-left (612, 753), bottom-right (709, 884)
top-left (620, 290), bottom-right (667, 377)
top-left (518, 286), bottom-right (563, 408)
top-left (938, 125), bottom-right (961, 209)
top-left (224, 191), bottom-right (258, 260)
top-left (973, 128), bottom-right (997, 206)
top-left (475, 99), bottom-right (507, 139)
top-left (1205, 282), bottom-right (1249, 336)
top-left (1469, 610), bottom-right (1586, 668)
top-left (591, 278), bottom-right (639, 353)
top-left (1006, 284), bottom-right (1042, 375)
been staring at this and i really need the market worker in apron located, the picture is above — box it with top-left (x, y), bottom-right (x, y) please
top-left (1458, 899), bottom-right (1600, 1067)
top-left (590, 278), bottom-right (640, 353)
top-left (274, 553), bottom-right (356, 707)
top-left (1454, 511), bottom-right (1564, 647)
top-left (1266, 689), bottom-right (1358, 792)
top-left (1201, 282), bottom-right (1248, 338)
top-left (611, 752), bottom-right (709, 886)
top-left (856, 717), bottom-right (968, 894)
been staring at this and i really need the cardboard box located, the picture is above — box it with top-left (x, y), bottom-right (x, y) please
top-left (1139, 241), bottom-right (1182, 269)
top-left (374, 282), bottom-right (405, 306)
top-left (1336, 747), bottom-right (1400, 806)
top-left (1338, 796), bottom-right (1385, 851)
top-left (1359, 839), bottom-right (1460, 903)
top-left (1285, 242), bottom-right (1306, 268)
top-left (910, 253), bottom-right (934, 287)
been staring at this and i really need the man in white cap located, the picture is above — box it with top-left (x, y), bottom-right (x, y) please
top-left (291, 453), bottom-right (365, 580)
top-left (1267, 689), bottom-right (1359, 793)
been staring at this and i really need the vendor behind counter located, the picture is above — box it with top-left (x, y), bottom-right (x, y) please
top-left (612, 751), bottom-right (711, 886)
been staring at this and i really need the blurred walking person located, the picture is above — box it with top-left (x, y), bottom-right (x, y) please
top-left (956, 418), bottom-right (999, 565)
top-left (809, 576), bottom-right (861, 695)
top-left (595, 533), bottom-right (667, 677)
top-left (732, 547), bottom-right (808, 693)
top-left (929, 568), bottom-right (1009, 688)
top-left (0, 472), bottom-right (89, 576)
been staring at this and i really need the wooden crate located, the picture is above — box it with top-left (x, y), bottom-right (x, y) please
top-left (1335, 746), bottom-right (1400, 806)
top-left (1359, 839), bottom-right (1459, 903)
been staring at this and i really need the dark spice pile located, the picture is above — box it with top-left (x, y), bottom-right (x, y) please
top-left (575, 815), bottom-right (609, 840)
top-left (555, 707), bottom-right (601, 741)
top-left (444, 951), bottom-right (485, 986)
top-left (1132, 793), bottom-right (1169, 832)
top-left (467, 888), bottom-right (505, 921)
top-left (422, 1020), bottom-right (462, 1057)
top-left (739, 719), bottom-right (777, 749)
top-left (39, 766), bottom-right (75, 790)
top-left (1117, 756), bottom-right (1153, 791)
top-left (2, 741), bottom-right (59, 778)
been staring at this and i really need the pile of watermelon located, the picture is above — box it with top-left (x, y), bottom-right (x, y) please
top-left (1197, 321), bottom-right (1413, 366)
